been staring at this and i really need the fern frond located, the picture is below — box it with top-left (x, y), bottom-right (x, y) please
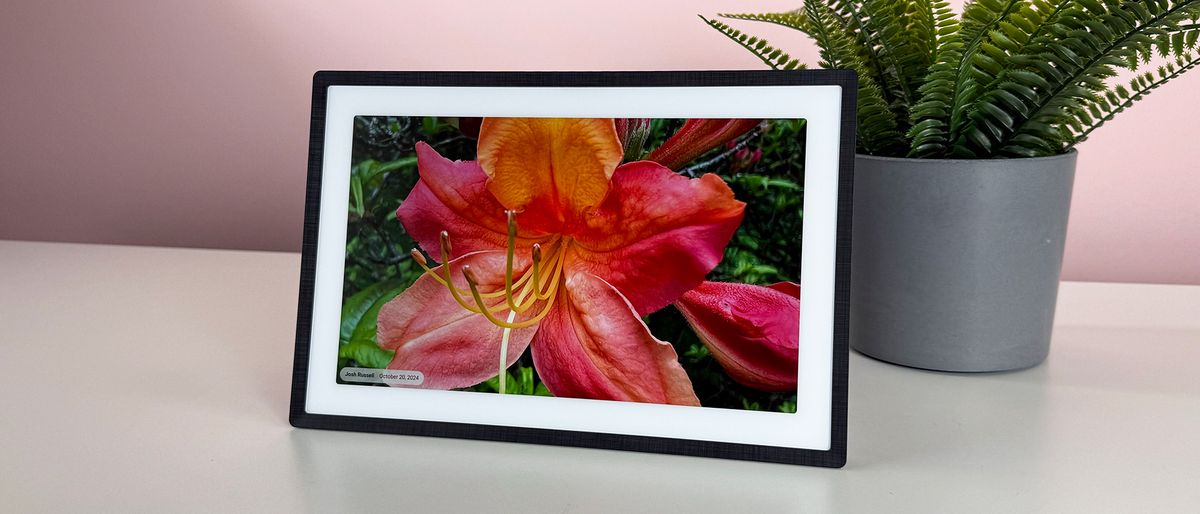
top-left (705, 0), bottom-right (1200, 158)
top-left (1067, 50), bottom-right (1200, 148)
top-left (907, 0), bottom-right (964, 156)
top-left (719, 9), bottom-right (808, 31)
top-left (994, 0), bottom-right (1200, 156)
top-left (946, 0), bottom-right (1075, 156)
top-left (859, 0), bottom-right (939, 124)
top-left (803, 1), bottom-right (905, 154)
top-left (822, 1), bottom-right (916, 129)
top-left (907, 0), bottom-right (941, 67)
top-left (909, 0), bottom-right (1023, 157)
top-left (698, 15), bottom-right (805, 70)
top-left (718, 6), bottom-right (892, 100)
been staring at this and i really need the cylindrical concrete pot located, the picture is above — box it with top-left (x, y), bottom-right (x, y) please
top-left (850, 151), bottom-right (1077, 372)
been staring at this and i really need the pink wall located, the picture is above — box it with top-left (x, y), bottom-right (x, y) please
top-left (1, 1), bottom-right (1197, 284)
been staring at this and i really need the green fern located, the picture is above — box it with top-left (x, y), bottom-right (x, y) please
top-left (860, 0), bottom-right (936, 113)
top-left (907, 0), bottom-right (967, 156)
top-left (912, 0), bottom-right (1025, 157)
top-left (803, 1), bottom-right (907, 153)
top-left (698, 15), bottom-right (805, 70)
top-left (991, 1), bottom-right (1200, 156)
top-left (825, 1), bottom-right (908, 110)
top-left (719, 9), bottom-right (808, 30)
top-left (704, 0), bottom-right (1200, 158)
top-left (719, 5), bottom-right (909, 152)
top-left (1068, 50), bottom-right (1200, 147)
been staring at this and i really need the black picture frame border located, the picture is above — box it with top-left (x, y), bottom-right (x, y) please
top-left (289, 70), bottom-right (855, 468)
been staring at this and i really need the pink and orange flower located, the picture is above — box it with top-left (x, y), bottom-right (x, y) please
top-left (376, 118), bottom-right (799, 406)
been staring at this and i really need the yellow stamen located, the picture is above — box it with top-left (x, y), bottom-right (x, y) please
top-left (502, 210), bottom-right (520, 313)
top-left (412, 247), bottom-right (525, 300)
top-left (536, 244), bottom-right (566, 300)
top-left (413, 228), bottom-right (567, 319)
top-left (436, 231), bottom-right (488, 314)
top-left (410, 220), bottom-right (570, 393)
top-left (462, 265), bottom-right (559, 330)
top-left (509, 241), bottom-right (561, 313)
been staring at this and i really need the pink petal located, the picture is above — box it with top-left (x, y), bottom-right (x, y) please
top-left (675, 281), bottom-right (800, 392)
top-left (377, 250), bottom-right (541, 389)
top-left (531, 271), bottom-right (699, 406)
top-left (397, 142), bottom-right (548, 259)
top-left (567, 161), bottom-right (745, 315)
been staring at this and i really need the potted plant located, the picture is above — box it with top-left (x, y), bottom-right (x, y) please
top-left (703, 1), bottom-right (1200, 371)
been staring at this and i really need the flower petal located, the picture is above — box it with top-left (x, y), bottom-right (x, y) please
top-left (568, 161), bottom-right (745, 315)
top-left (675, 281), bottom-right (800, 392)
top-left (396, 142), bottom-right (511, 257)
top-left (531, 271), bottom-right (699, 406)
top-left (477, 118), bottom-right (623, 229)
top-left (377, 250), bottom-right (541, 389)
top-left (646, 119), bottom-right (760, 170)
top-left (397, 142), bottom-right (550, 259)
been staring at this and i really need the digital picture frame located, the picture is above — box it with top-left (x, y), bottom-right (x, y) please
top-left (290, 70), bottom-right (854, 467)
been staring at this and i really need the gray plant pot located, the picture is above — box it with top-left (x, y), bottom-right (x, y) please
top-left (850, 151), bottom-right (1077, 372)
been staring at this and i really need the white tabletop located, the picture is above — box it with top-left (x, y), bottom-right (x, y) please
top-left (1, 240), bottom-right (1197, 513)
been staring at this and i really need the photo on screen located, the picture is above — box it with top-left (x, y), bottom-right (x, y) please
top-left (336, 116), bottom-right (805, 413)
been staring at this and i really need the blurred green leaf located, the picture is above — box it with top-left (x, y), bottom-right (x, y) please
top-left (362, 156), bottom-right (417, 186)
top-left (350, 174), bottom-right (365, 217)
top-left (340, 338), bottom-right (395, 370)
top-left (340, 279), bottom-right (401, 344)
top-left (475, 365), bottom-right (553, 396)
top-left (777, 400), bottom-right (797, 414)
top-left (338, 279), bottom-right (404, 369)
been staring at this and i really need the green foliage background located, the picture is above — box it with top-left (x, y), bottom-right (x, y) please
top-left (339, 117), bottom-right (806, 413)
